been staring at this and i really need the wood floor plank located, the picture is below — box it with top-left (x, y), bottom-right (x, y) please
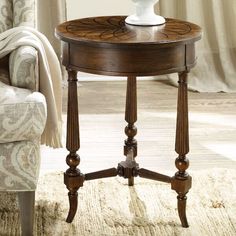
top-left (41, 81), bottom-right (236, 174)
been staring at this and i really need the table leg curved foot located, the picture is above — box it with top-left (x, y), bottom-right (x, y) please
top-left (177, 194), bottom-right (189, 228)
top-left (66, 192), bottom-right (78, 223)
top-left (64, 170), bottom-right (84, 223)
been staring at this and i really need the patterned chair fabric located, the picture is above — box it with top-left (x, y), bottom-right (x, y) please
top-left (13, 0), bottom-right (35, 28)
top-left (9, 45), bottom-right (39, 91)
top-left (0, 140), bottom-right (40, 191)
top-left (0, 0), bottom-right (13, 33)
top-left (0, 0), bottom-right (47, 191)
top-left (0, 0), bottom-right (38, 90)
top-left (0, 0), bottom-right (35, 33)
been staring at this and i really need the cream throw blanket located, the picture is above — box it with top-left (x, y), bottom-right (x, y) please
top-left (0, 26), bottom-right (62, 148)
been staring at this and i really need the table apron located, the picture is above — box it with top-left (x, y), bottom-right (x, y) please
top-left (62, 42), bottom-right (196, 76)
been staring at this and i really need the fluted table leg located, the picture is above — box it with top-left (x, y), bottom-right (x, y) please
top-left (124, 76), bottom-right (138, 186)
top-left (64, 69), bottom-right (84, 223)
top-left (171, 71), bottom-right (191, 228)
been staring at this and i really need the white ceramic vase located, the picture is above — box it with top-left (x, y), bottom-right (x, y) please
top-left (125, 0), bottom-right (165, 26)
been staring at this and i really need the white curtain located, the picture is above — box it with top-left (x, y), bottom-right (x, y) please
top-left (158, 0), bottom-right (236, 92)
top-left (37, 0), bottom-right (67, 59)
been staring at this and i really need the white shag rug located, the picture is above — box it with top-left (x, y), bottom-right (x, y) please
top-left (0, 169), bottom-right (236, 236)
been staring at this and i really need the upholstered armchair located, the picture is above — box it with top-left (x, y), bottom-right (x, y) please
top-left (0, 0), bottom-right (47, 235)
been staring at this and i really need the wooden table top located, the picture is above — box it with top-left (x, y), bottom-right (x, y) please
top-left (56, 16), bottom-right (202, 46)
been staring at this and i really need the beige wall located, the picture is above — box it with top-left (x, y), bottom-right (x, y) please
top-left (66, 0), bottom-right (135, 20)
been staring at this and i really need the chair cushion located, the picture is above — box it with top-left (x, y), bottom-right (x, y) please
top-left (0, 81), bottom-right (47, 143)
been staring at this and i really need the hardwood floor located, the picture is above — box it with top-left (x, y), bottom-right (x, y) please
top-left (41, 80), bottom-right (236, 174)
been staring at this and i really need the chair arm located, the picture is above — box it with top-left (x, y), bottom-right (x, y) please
top-left (9, 46), bottom-right (39, 91)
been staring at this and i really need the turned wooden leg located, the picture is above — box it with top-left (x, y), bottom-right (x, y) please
top-left (18, 191), bottom-right (35, 236)
top-left (64, 69), bottom-right (84, 223)
top-left (171, 71), bottom-right (191, 228)
top-left (124, 76), bottom-right (138, 186)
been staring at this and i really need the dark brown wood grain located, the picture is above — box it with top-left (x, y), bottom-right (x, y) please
top-left (56, 16), bottom-right (202, 228)
top-left (68, 43), bottom-right (189, 76)
top-left (171, 71), bottom-right (191, 228)
top-left (85, 168), bottom-right (118, 181)
top-left (56, 16), bottom-right (202, 46)
top-left (66, 69), bottom-right (80, 152)
top-left (64, 69), bottom-right (84, 223)
top-left (124, 76), bottom-right (137, 157)
top-left (138, 169), bottom-right (171, 183)
top-left (175, 71), bottom-right (189, 158)
top-left (123, 76), bottom-right (138, 186)
top-left (56, 16), bottom-right (201, 76)
top-left (116, 76), bottom-right (139, 186)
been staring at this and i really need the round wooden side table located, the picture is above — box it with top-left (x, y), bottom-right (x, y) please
top-left (56, 16), bottom-right (202, 228)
